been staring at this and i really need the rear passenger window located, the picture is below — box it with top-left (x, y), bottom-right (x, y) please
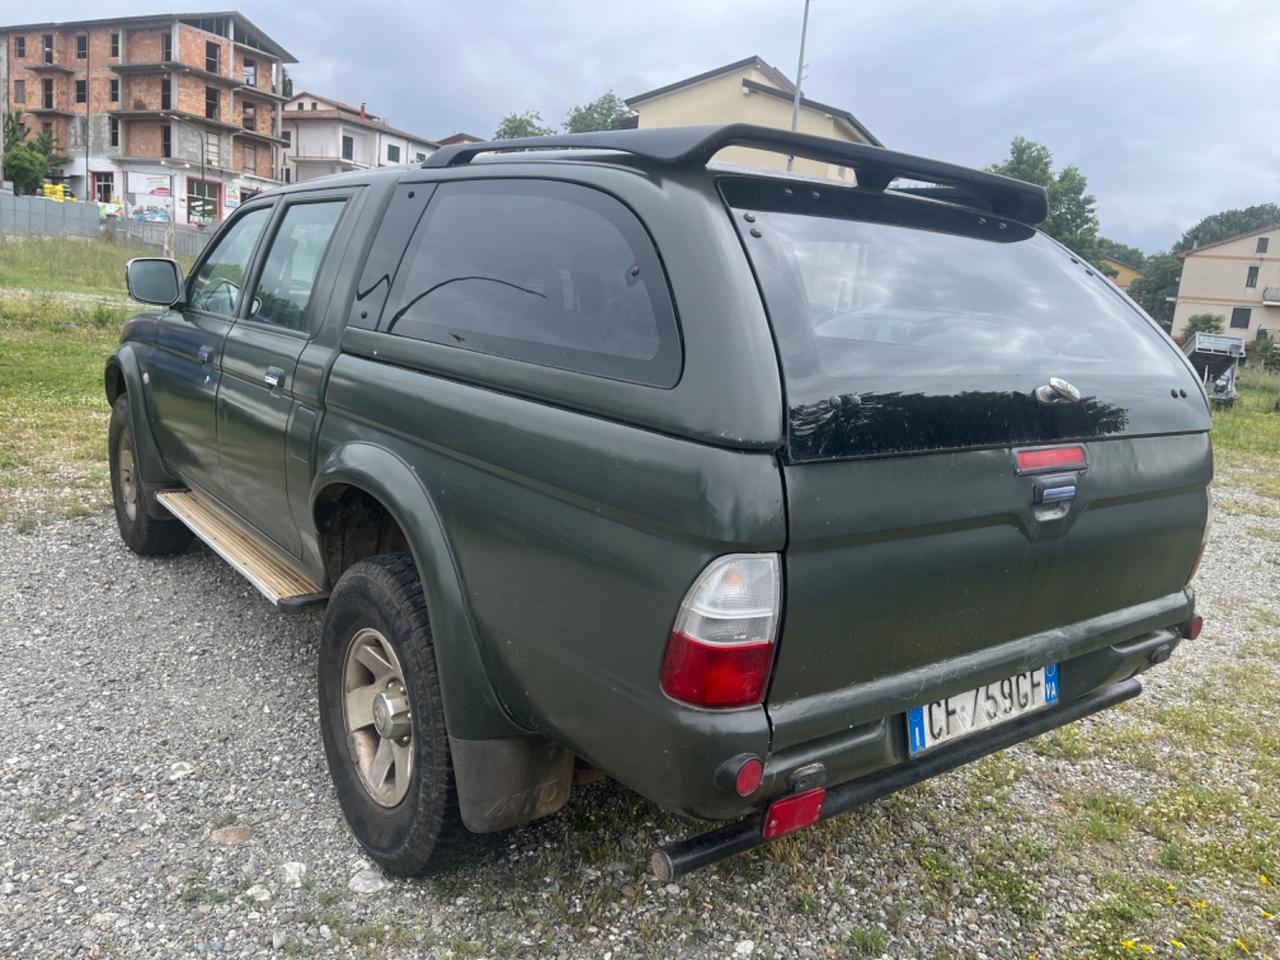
top-left (381, 180), bottom-right (680, 386)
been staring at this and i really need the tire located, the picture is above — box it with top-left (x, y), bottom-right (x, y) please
top-left (108, 394), bottom-right (193, 556)
top-left (318, 554), bottom-right (480, 875)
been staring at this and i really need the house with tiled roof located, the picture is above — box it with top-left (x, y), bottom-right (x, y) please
top-left (281, 91), bottom-right (438, 181)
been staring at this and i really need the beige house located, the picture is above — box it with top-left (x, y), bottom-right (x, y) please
top-left (623, 55), bottom-right (880, 179)
top-left (1171, 224), bottom-right (1280, 340)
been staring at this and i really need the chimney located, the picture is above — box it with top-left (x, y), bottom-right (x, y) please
top-left (360, 102), bottom-right (366, 119)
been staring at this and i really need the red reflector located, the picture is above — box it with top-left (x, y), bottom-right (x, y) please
top-left (762, 788), bottom-right (826, 840)
top-left (1187, 615), bottom-right (1203, 640)
top-left (660, 633), bottom-right (773, 708)
top-left (735, 757), bottom-right (764, 797)
top-left (1015, 445), bottom-right (1087, 474)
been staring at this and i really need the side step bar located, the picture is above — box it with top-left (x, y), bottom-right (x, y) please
top-left (650, 678), bottom-right (1143, 880)
top-left (156, 490), bottom-right (328, 612)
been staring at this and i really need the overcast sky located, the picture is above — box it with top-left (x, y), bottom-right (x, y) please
top-left (50, 0), bottom-right (1280, 251)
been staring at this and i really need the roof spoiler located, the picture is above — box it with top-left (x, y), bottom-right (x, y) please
top-left (421, 123), bottom-right (1048, 224)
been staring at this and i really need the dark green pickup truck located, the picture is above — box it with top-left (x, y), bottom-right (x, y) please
top-left (107, 124), bottom-right (1211, 879)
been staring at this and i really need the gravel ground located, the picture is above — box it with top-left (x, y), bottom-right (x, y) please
top-left (0, 481), bottom-right (1275, 960)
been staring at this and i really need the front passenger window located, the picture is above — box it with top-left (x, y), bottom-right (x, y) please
top-left (249, 200), bottom-right (346, 331)
top-left (188, 206), bottom-right (271, 314)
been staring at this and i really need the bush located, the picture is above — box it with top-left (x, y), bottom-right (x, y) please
top-left (1184, 313), bottom-right (1225, 336)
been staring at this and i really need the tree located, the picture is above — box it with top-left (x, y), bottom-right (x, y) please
top-left (3, 144), bottom-right (47, 194)
top-left (1183, 313), bottom-right (1224, 336)
top-left (987, 137), bottom-right (1103, 265)
top-left (1095, 238), bottom-right (1146, 270)
top-left (563, 91), bottom-right (634, 134)
top-left (280, 67), bottom-right (293, 98)
top-left (493, 111), bottom-right (555, 140)
top-left (1174, 203), bottom-right (1280, 253)
top-left (1126, 253), bottom-right (1182, 327)
top-left (1, 109), bottom-right (66, 194)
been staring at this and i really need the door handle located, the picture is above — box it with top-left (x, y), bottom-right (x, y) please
top-left (197, 344), bottom-right (213, 364)
top-left (264, 366), bottom-right (285, 390)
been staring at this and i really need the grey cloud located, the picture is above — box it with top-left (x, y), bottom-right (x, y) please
top-left (47, 0), bottom-right (1280, 250)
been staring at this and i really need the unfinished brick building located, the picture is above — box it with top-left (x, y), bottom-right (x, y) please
top-left (0, 12), bottom-right (295, 223)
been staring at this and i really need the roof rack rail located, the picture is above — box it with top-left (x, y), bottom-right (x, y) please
top-left (421, 123), bottom-right (1047, 224)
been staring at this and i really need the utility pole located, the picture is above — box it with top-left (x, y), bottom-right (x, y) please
top-left (787, 0), bottom-right (811, 172)
top-left (84, 31), bottom-right (91, 201)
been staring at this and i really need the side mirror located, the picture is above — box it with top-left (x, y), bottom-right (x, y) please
top-left (125, 257), bottom-right (183, 307)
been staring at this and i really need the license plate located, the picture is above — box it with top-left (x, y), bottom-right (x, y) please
top-left (906, 664), bottom-right (1060, 755)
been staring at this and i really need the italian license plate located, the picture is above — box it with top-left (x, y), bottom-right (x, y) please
top-left (906, 665), bottom-right (1060, 755)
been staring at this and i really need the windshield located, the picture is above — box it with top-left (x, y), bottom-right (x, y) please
top-left (723, 177), bottom-right (1204, 460)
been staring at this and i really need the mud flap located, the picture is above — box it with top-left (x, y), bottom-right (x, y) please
top-left (448, 735), bottom-right (574, 833)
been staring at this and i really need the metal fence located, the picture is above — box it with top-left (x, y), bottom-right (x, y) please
top-left (0, 193), bottom-right (212, 259)
top-left (104, 219), bottom-right (211, 259)
top-left (0, 193), bottom-right (101, 238)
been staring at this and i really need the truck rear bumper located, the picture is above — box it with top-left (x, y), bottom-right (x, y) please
top-left (652, 676), bottom-right (1143, 880)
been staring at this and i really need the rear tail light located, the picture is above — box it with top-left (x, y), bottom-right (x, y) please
top-left (1013, 445), bottom-right (1087, 475)
top-left (659, 554), bottom-right (781, 709)
top-left (762, 788), bottom-right (826, 840)
top-left (1186, 615), bottom-right (1204, 640)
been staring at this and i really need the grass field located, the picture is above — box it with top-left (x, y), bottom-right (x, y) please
top-left (0, 235), bottom-right (195, 297)
top-left (0, 296), bottom-right (125, 528)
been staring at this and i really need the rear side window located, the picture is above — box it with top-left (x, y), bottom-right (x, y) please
top-left (380, 179), bottom-right (680, 386)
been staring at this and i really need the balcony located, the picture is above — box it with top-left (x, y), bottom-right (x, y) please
top-left (1264, 288), bottom-right (1280, 306)
top-left (109, 61), bottom-right (238, 87)
top-left (28, 61), bottom-right (74, 74)
top-left (110, 108), bottom-right (241, 135)
top-left (236, 83), bottom-right (287, 104)
top-left (235, 124), bottom-right (287, 147)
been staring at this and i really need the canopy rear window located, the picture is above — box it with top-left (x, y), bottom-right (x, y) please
top-left (722, 176), bottom-right (1205, 461)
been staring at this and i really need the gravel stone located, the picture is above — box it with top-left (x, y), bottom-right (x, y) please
top-left (209, 825), bottom-right (253, 845)
top-left (348, 869), bottom-right (388, 895)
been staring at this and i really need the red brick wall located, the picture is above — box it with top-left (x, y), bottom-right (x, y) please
top-left (176, 24), bottom-right (230, 76)
top-left (127, 121), bottom-right (163, 157)
top-left (123, 74), bottom-right (163, 112)
top-left (232, 96), bottom-right (276, 133)
top-left (233, 50), bottom-right (278, 89)
top-left (175, 75), bottom-right (219, 117)
top-left (126, 29), bottom-right (167, 63)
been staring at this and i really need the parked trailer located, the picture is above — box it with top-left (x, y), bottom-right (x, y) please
top-left (1182, 332), bottom-right (1246, 408)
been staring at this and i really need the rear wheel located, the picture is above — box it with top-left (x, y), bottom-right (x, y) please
top-left (108, 395), bottom-right (192, 556)
top-left (318, 554), bottom-right (480, 875)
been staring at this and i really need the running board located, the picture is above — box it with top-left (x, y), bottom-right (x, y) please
top-left (156, 490), bottom-right (328, 612)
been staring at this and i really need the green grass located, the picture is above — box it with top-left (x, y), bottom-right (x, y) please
top-left (0, 236), bottom-right (195, 297)
top-left (1211, 367), bottom-right (1280, 454)
top-left (0, 296), bottom-right (124, 528)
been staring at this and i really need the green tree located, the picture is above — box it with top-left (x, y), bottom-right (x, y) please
top-left (987, 136), bottom-right (1103, 264)
top-left (280, 67), bottom-right (293, 98)
top-left (1183, 313), bottom-right (1224, 336)
top-left (1096, 238), bottom-right (1146, 270)
top-left (1174, 203), bottom-right (1280, 253)
top-left (3, 144), bottom-right (47, 194)
top-left (563, 91), bottom-right (634, 134)
top-left (493, 111), bottom-right (555, 140)
top-left (2, 109), bottom-right (66, 194)
top-left (1126, 253), bottom-right (1182, 327)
